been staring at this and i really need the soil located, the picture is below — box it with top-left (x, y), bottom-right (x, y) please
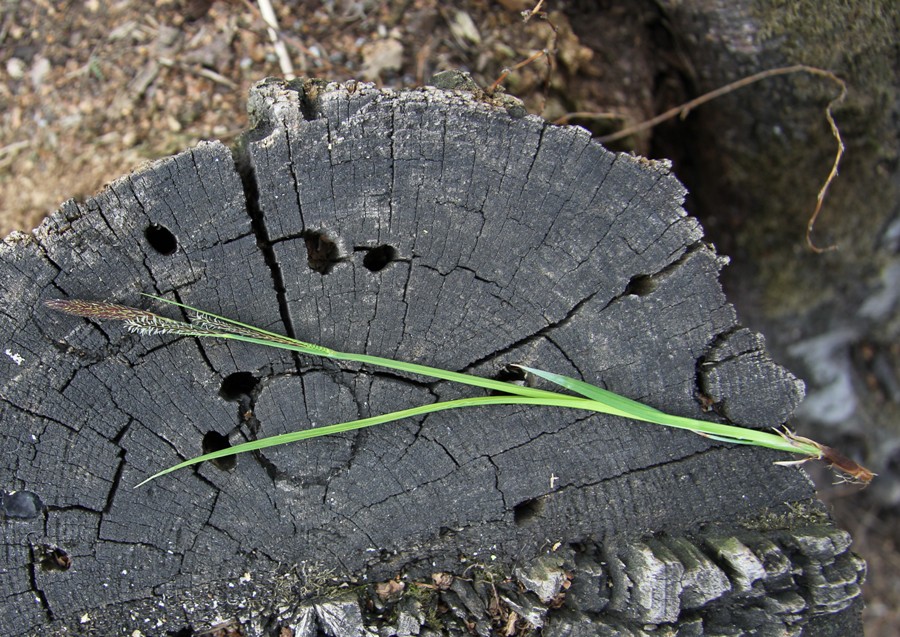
top-left (1, 1), bottom-right (895, 634)
top-left (1, 0), bottom-right (660, 237)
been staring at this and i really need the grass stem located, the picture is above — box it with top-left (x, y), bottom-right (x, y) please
top-left (45, 297), bottom-right (874, 486)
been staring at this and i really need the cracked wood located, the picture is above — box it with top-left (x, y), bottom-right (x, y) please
top-left (0, 79), bottom-right (843, 635)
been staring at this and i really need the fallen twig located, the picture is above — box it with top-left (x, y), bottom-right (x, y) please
top-left (574, 65), bottom-right (846, 252)
top-left (256, 0), bottom-right (295, 80)
top-left (487, 0), bottom-right (557, 109)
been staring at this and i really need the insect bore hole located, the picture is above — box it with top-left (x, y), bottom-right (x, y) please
top-left (38, 546), bottom-right (72, 572)
top-left (219, 372), bottom-right (259, 402)
top-left (144, 224), bottom-right (178, 255)
top-left (359, 244), bottom-right (398, 272)
top-left (491, 363), bottom-right (533, 396)
top-left (302, 230), bottom-right (341, 275)
top-left (624, 274), bottom-right (657, 297)
top-left (201, 431), bottom-right (237, 471)
top-left (513, 496), bottom-right (545, 526)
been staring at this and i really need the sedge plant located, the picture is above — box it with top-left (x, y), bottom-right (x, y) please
top-left (45, 296), bottom-right (874, 487)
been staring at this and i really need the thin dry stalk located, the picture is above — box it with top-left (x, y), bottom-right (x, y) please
top-left (487, 0), bottom-right (558, 108)
top-left (807, 77), bottom-right (846, 253)
top-left (522, 0), bottom-right (546, 21)
top-left (585, 65), bottom-right (846, 252)
top-left (488, 49), bottom-right (548, 95)
top-left (256, 0), bottom-right (295, 80)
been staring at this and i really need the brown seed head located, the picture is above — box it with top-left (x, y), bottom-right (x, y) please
top-left (45, 298), bottom-right (222, 339)
top-left (45, 299), bottom-right (155, 322)
top-left (780, 426), bottom-right (875, 486)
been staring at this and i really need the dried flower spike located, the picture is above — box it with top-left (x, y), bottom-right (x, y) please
top-left (45, 299), bottom-right (155, 323)
top-left (45, 299), bottom-right (224, 339)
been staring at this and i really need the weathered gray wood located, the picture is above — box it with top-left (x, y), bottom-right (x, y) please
top-left (655, 0), bottom-right (899, 503)
top-left (0, 79), bottom-right (864, 635)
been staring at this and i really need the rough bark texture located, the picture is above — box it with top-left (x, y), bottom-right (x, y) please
top-left (654, 0), bottom-right (900, 503)
top-left (1, 79), bottom-right (864, 635)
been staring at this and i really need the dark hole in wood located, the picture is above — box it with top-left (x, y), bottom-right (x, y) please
top-left (144, 223), bottom-right (178, 255)
top-left (513, 496), bottom-right (544, 526)
top-left (624, 274), bottom-right (656, 297)
top-left (360, 244), bottom-right (398, 272)
top-left (202, 431), bottom-right (237, 471)
top-left (302, 230), bottom-right (341, 275)
top-left (39, 546), bottom-right (72, 572)
top-left (495, 364), bottom-right (527, 383)
top-left (491, 363), bottom-right (531, 396)
top-left (219, 372), bottom-right (258, 401)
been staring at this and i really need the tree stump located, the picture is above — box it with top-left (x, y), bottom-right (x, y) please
top-left (0, 78), bottom-right (864, 636)
top-left (654, 0), bottom-right (900, 508)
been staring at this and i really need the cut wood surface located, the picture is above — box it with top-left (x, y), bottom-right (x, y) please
top-left (0, 78), bottom-right (864, 635)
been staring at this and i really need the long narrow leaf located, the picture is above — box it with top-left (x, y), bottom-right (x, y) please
top-left (147, 295), bottom-right (565, 400)
top-left (47, 297), bottom-right (873, 485)
top-left (514, 364), bottom-right (821, 456)
top-left (135, 394), bottom-right (593, 487)
top-left (513, 364), bottom-right (668, 420)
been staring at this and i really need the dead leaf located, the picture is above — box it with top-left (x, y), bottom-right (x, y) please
top-left (375, 578), bottom-right (405, 601)
top-left (431, 572), bottom-right (454, 590)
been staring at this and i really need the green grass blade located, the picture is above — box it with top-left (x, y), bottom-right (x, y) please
top-left (514, 365), bottom-right (820, 456)
top-left (696, 432), bottom-right (761, 446)
top-left (341, 352), bottom-right (568, 400)
top-left (147, 295), bottom-right (564, 400)
top-left (49, 297), bottom-right (868, 485)
top-left (135, 394), bottom-right (593, 487)
top-left (514, 364), bottom-right (667, 420)
top-left (136, 379), bottom-right (818, 487)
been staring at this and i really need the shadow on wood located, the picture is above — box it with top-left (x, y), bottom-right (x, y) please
top-left (0, 78), bottom-right (864, 636)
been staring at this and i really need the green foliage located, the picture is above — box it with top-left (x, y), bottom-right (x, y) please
top-left (46, 296), bottom-right (844, 488)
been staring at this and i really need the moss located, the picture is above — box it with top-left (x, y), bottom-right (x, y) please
top-left (404, 582), bottom-right (442, 630)
top-left (739, 499), bottom-right (831, 532)
top-left (755, 0), bottom-right (897, 69)
top-left (693, 3), bottom-right (899, 317)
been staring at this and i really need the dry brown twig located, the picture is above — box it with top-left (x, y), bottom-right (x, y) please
top-left (487, 0), bottom-right (558, 105)
top-left (563, 65), bottom-right (846, 253)
top-left (523, 0), bottom-right (546, 21)
top-left (488, 48), bottom-right (549, 95)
